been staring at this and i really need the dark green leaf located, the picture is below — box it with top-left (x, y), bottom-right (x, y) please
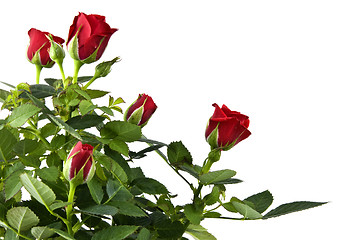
top-left (167, 141), bottom-right (192, 166)
top-left (77, 76), bottom-right (93, 83)
top-left (130, 144), bottom-right (164, 160)
top-left (132, 178), bottom-right (168, 195)
top-left (80, 205), bottom-right (119, 216)
top-left (0, 128), bottom-right (17, 162)
top-left (86, 89), bottom-right (110, 99)
top-left (7, 103), bottom-right (41, 128)
top-left (66, 115), bottom-right (106, 130)
top-left (100, 120), bottom-right (141, 142)
top-left (92, 225), bottom-right (138, 240)
top-left (244, 190), bottom-right (273, 214)
top-left (137, 228), bottom-right (151, 240)
top-left (28, 84), bottom-right (56, 98)
top-left (199, 169), bottom-right (236, 185)
top-left (263, 201), bottom-right (328, 219)
top-left (44, 78), bottom-right (61, 87)
top-left (110, 201), bottom-right (147, 217)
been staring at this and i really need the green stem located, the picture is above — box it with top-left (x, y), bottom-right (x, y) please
top-left (72, 60), bottom-right (84, 84)
top-left (83, 76), bottom-right (98, 90)
top-left (66, 181), bottom-right (77, 236)
top-left (35, 64), bottom-right (42, 84)
top-left (56, 60), bottom-right (67, 89)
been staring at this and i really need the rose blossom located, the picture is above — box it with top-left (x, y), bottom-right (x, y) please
top-left (67, 12), bottom-right (117, 63)
top-left (205, 103), bottom-right (251, 150)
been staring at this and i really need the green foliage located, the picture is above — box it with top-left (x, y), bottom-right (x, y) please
top-left (0, 22), bottom-right (327, 239)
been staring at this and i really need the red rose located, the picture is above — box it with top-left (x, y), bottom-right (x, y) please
top-left (67, 12), bottom-right (117, 63)
top-left (63, 141), bottom-right (95, 184)
top-left (27, 28), bottom-right (65, 67)
top-left (205, 103), bottom-right (251, 150)
top-left (124, 94), bottom-right (158, 127)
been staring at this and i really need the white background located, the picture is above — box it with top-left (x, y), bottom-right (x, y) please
top-left (1, 1), bottom-right (359, 239)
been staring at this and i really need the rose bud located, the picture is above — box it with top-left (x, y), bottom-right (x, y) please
top-left (124, 94), bottom-right (157, 127)
top-left (27, 28), bottom-right (65, 68)
top-left (67, 12), bottom-right (117, 64)
top-left (205, 104), bottom-right (251, 151)
top-left (63, 141), bottom-right (96, 185)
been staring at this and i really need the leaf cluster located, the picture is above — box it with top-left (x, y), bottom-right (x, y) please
top-left (0, 68), bottom-right (327, 239)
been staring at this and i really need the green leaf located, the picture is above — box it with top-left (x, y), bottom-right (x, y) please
top-left (100, 120), bottom-right (142, 142)
top-left (86, 89), bottom-right (110, 99)
top-left (132, 178), bottom-right (168, 195)
top-left (66, 115), bottom-right (106, 130)
top-left (185, 224), bottom-right (217, 240)
top-left (184, 204), bottom-right (203, 225)
top-left (47, 115), bottom-right (82, 140)
top-left (106, 179), bottom-right (133, 202)
top-left (0, 81), bottom-right (15, 88)
top-left (203, 186), bottom-right (220, 206)
top-left (137, 228), bottom-right (151, 240)
top-left (52, 229), bottom-right (76, 240)
top-left (0, 128), bottom-right (17, 162)
top-left (92, 225), bottom-right (138, 240)
top-left (152, 213), bottom-right (186, 239)
top-left (263, 201), bottom-right (328, 219)
top-left (244, 190), bottom-right (273, 214)
top-left (73, 88), bottom-right (91, 101)
top-left (4, 170), bottom-right (24, 201)
top-left (167, 141), bottom-right (193, 166)
top-left (0, 89), bottom-right (10, 103)
top-left (94, 152), bottom-right (128, 184)
top-left (7, 103), bottom-right (41, 128)
top-left (31, 226), bottom-right (55, 239)
top-left (87, 177), bottom-right (104, 204)
top-left (78, 76), bottom-right (93, 83)
top-left (20, 173), bottom-right (56, 207)
top-left (109, 138), bottom-right (129, 156)
top-left (49, 201), bottom-right (72, 211)
top-left (27, 84), bottom-right (56, 98)
top-left (231, 199), bottom-right (262, 220)
top-left (44, 78), bottom-right (61, 87)
top-left (25, 92), bottom-right (53, 115)
top-left (79, 100), bottom-right (96, 115)
top-left (80, 205), bottom-right (119, 216)
top-left (6, 207), bottom-right (39, 231)
top-left (199, 169), bottom-right (236, 185)
top-left (110, 201), bottom-right (146, 217)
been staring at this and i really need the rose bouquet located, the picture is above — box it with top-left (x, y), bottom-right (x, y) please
top-left (0, 12), bottom-right (326, 240)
